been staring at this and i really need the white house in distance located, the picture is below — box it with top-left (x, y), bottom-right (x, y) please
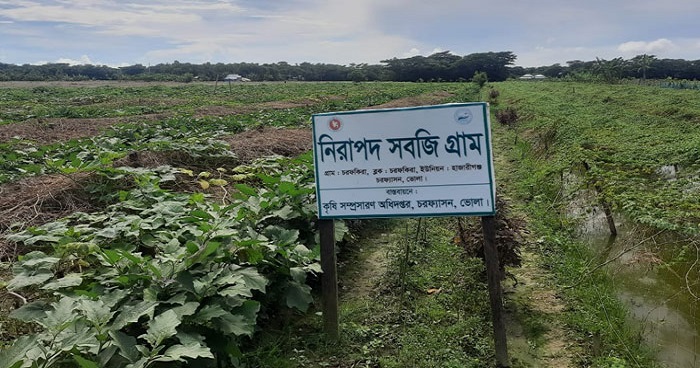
top-left (224, 74), bottom-right (251, 82)
top-left (519, 74), bottom-right (546, 80)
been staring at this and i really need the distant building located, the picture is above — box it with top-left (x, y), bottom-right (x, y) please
top-left (223, 74), bottom-right (251, 82)
top-left (518, 74), bottom-right (546, 80)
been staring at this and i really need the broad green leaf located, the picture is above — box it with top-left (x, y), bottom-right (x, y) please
top-left (109, 330), bottom-right (140, 363)
top-left (334, 220), bottom-right (349, 242)
top-left (175, 272), bottom-right (195, 294)
top-left (266, 206), bottom-right (295, 221)
top-left (219, 284), bottom-right (253, 299)
top-left (96, 227), bottom-right (119, 239)
top-left (125, 357), bottom-right (148, 368)
top-left (190, 209), bottom-right (214, 220)
top-left (152, 342), bottom-right (214, 362)
top-left (237, 267), bottom-right (268, 292)
top-left (112, 300), bottom-right (159, 330)
top-left (142, 309), bottom-right (181, 347)
top-left (172, 302), bottom-right (199, 318)
top-left (73, 355), bottom-right (99, 368)
top-left (235, 183), bottom-right (257, 196)
top-left (78, 299), bottom-right (114, 327)
top-left (264, 226), bottom-right (298, 245)
top-left (22, 234), bottom-right (62, 245)
top-left (277, 181), bottom-right (297, 195)
top-left (45, 297), bottom-right (79, 331)
top-left (98, 345), bottom-right (118, 368)
top-left (187, 241), bottom-right (222, 267)
top-left (101, 289), bottom-right (128, 309)
top-left (193, 304), bottom-right (228, 322)
top-left (293, 244), bottom-right (312, 256)
top-left (15, 251), bottom-right (59, 267)
top-left (7, 270), bottom-right (53, 290)
top-left (0, 335), bottom-right (35, 368)
top-left (289, 267), bottom-right (307, 284)
top-left (99, 249), bottom-right (121, 265)
top-left (185, 241), bottom-right (199, 254)
top-left (215, 301), bottom-right (260, 336)
top-left (305, 262), bottom-right (322, 274)
top-left (42, 273), bottom-right (83, 290)
top-left (189, 192), bottom-right (205, 203)
top-left (167, 293), bottom-right (188, 306)
top-left (9, 301), bottom-right (49, 322)
top-left (285, 281), bottom-right (313, 312)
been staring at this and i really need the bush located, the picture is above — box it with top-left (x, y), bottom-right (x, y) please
top-left (495, 106), bottom-right (519, 126)
top-left (472, 71), bottom-right (488, 88)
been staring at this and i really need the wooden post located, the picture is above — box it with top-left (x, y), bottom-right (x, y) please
top-left (481, 216), bottom-right (510, 368)
top-left (582, 161), bottom-right (617, 236)
top-left (319, 219), bottom-right (339, 339)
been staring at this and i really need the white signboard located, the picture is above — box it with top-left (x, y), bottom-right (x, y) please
top-left (312, 103), bottom-right (495, 219)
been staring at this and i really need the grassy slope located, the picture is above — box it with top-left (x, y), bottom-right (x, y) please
top-left (488, 80), bottom-right (700, 367)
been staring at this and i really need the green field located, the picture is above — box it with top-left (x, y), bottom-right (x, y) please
top-left (1, 80), bottom-right (698, 367)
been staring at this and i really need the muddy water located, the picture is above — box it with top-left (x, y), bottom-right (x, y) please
top-left (580, 217), bottom-right (700, 367)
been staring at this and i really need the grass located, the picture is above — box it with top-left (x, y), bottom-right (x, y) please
top-left (490, 81), bottom-right (662, 367)
top-left (239, 217), bottom-right (498, 368)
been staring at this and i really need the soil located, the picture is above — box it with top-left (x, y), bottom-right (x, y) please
top-left (340, 232), bottom-right (392, 299)
top-left (0, 114), bottom-right (170, 145)
top-left (368, 91), bottom-right (454, 109)
top-left (223, 127), bottom-right (312, 164)
top-left (0, 173), bottom-right (100, 259)
top-left (505, 245), bottom-right (579, 367)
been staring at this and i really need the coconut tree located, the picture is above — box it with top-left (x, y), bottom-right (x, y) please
top-left (631, 54), bottom-right (657, 81)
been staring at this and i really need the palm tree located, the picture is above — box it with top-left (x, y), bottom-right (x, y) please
top-left (632, 54), bottom-right (656, 81)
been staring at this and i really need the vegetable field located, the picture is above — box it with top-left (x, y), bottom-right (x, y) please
top-left (0, 81), bottom-right (479, 367)
top-left (2, 79), bottom-right (697, 367)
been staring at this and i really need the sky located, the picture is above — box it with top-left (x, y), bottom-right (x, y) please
top-left (0, 0), bottom-right (699, 68)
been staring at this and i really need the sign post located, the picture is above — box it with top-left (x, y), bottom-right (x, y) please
top-left (312, 103), bottom-right (507, 366)
top-left (482, 216), bottom-right (509, 367)
top-left (318, 218), bottom-right (339, 339)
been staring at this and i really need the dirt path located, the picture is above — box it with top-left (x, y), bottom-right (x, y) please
top-left (504, 244), bottom-right (580, 367)
top-left (340, 232), bottom-right (392, 300)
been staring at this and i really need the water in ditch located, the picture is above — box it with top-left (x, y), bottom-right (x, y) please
top-left (579, 211), bottom-right (699, 367)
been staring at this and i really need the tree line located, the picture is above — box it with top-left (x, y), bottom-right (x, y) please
top-left (0, 51), bottom-right (698, 82)
top-left (515, 54), bottom-right (700, 82)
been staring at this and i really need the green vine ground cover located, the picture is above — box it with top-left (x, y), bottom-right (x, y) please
top-left (489, 80), bottom-right (700, 367)
top-left (493, 81), bottom-right (700, 235)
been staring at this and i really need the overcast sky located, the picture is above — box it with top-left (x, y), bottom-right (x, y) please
top-left (1, 0), bottom-right (699, 67)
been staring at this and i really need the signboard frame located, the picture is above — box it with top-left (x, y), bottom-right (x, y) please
top-left (312, 102), bottom-right (496, 219)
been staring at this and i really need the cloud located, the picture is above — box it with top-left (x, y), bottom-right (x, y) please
top-left (1, 0), bottom-right (700, 66)
top-left (618, 38), bottom-right (676, 54)
top-left (54, 55), bottom-right (95, 65)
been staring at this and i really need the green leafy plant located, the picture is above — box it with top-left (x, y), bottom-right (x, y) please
top-left (2, 157), bottom-right (324, 367)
